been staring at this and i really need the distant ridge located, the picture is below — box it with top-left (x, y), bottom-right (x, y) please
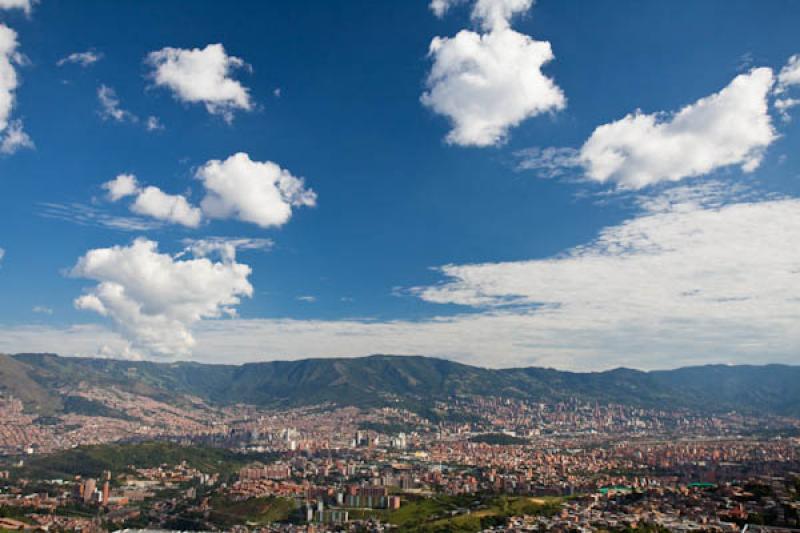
top-left (2, 353), bottom-right (799, 417)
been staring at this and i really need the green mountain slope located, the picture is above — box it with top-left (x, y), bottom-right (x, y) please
top-left (1, 353), bottom-right (799, 417)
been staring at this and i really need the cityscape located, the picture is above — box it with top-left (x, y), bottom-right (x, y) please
top-left (0, 355), bottom-right (799, 531)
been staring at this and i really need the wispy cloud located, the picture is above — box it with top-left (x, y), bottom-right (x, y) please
top-left (57, 50), bottom-right (102, 67)
top-left (38, 202), bottom-right (164, 231)
top-left (97, 85), bottom-right (138, 123)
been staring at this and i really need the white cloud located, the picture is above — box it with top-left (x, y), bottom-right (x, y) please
top-left (421, 24), bottom-right (564, 146)
top-left (777, 54), bottom-right (800, 92)
top-left (579, 68), bottom-right (776, 189)
top-left (0, 24), bottom-right (31, 153)
top-left (775, 97), bottom-right (800, 121)
top-left (0, 26), bottom-right (19, 132)
top-left (472, 0), bottom-right (533, 30)
top-left (99, 155), bottom-right (315, 230)
top-left (198, 152), bottom-right (316, 228)
top-left (515, 146), bottom-right (579, 178)
top-left (38, 202), bottom-right (164, 232)
top-left (71, 238), bottom-right (253, 358)
top-left (430, 0), bottom-right (464, 18)
top-left (146, 43), bottom-right (252, 121)
top-left (0, 0), bottom-right (32, 14)
top-left (774, 54), bottom-right (800, 121)
top-left (297, 295), bottom-right (316, 303)
top-left (145, 115), bottom-right (164, 131)
top-left (0, 246), bottom-right (4, 263)
top-left (57, 50), bottom-right (102, 67)
top-left (32, 305), bottom-right (52, 315)
top-left (0, 26), bottom-right (19, 133)
top-left (430, 0), bottom-right (531, 30)
top-left (102, 174), bottom-right (201, 228)
top-left (0, 119), bottom-right (32, 154)
top-left (130, 186), bottom-right (203, 228)
top-left (97, 85), bottom-right (138, 123)
top-left (181, 237), bottom-right (274, 262)
top-left (103, 173), bottom-right (140, 201)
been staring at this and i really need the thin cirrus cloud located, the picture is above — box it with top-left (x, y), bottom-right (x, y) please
top-left (0, 24), bottom-right (33, 154)
top-left (71, 238), bottom-right (253, 358)
top-left (181, 237), bottom-right (274, 263)
top-left (97, 86), bottom-right (164, 131)
top-left (422, 0), bottom-right (565, 147)
top-left (57, 50), bottom-right (102, 67)
top-left (100, 153), bottom-right (316, 230)
top-left (518, 65), bottom-right (785, 189)
top-left (146, 43), bottom-right (252, 122)
top-left (38, 202), bottom-right (164, 232)
top-left (97, 85), bottom-right (138, 123)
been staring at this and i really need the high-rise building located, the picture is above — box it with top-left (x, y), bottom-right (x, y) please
top-left (83, 478), bottom-right (96, 503)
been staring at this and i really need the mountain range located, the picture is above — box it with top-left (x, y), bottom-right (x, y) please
top-left (1, 353), bottom-right (799, 417)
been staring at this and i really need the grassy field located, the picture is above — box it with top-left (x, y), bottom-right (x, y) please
top-left (207, 496), bottom-right (295, 528)
top-left (383, 494), bottom-right (563, 532)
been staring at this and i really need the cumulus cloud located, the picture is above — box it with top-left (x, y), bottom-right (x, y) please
top-left (146, 43), bottom-right (252, 121)
top-left (430, 0), bottom-right (531, 30)
top-left (775, 97), bottom-right (799, 121)
top-left (0, 24), bottom-right (32, 153)
top-left (422, 0), bottom-right (564, 147)
top-left (97, 85), bottom-right (138, 123)
top-left (0, 0), bottom-right (32, 14)
top-left (430, 0), bottom-right (462, 18)
top-left (130, 186), bottom-right (202, 228)
top-left (57, 50), bottom-right (102, 67)
top-left (103, 173), bottom-right (139, 201)
top-left (775, 54), bottom-right (800, 121)
top-left (198, 152), bottom-right (316, 228)
top-left (71, 238), bottom-right (253, 358)
top-left (472, 0), bottom-right (533, 30)
top-left (0, 119), bottom-right (32, 154)
top-left (579, 68), bottom-right (776, 189)
top-left (102, 174), bottom-right (201, 228)
top-left (98, 154), bottom-right (315, 229)
top-left (777, 54), bottom-right (800, 92)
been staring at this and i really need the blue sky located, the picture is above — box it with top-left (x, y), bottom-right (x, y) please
top-left (0, 0), bottom-right (799, 369)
